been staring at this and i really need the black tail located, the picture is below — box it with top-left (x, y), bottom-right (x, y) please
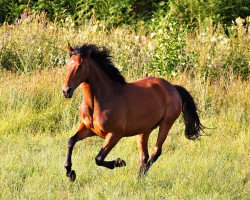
top-left (175, 85), bottom-right (204, 140)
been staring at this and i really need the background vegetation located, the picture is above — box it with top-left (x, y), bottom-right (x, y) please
top-left (1, 0), bottom-right (250, 26)
top-left (1, 0), bottom-right (250, 79)
top-left (0, 0), bottom-right (249, 199)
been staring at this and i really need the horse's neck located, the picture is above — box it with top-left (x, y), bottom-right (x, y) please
top-left (81, 83), bottom-right (93, 108)
top-left (83, 60), bottom-right (116, 107)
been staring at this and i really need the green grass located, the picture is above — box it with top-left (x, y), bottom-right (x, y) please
top-left (0, 69), bottom-right (249, 199)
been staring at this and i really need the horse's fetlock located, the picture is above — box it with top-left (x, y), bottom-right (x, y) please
top-left (65, 165), bottom-right (72, 174)
top-left (156, 149), bottom-right (162, 157)
top-left (95, 156), bottom-right (103, 166)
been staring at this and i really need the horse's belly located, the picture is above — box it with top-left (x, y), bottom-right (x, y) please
top-left (124, 98), bottom-right (165, 135)
top-left (124, 109), bottom-right (163, 136)
top-left (126, 121), bottom-right (160, 136)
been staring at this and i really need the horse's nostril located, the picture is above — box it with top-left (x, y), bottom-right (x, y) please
top-left (67, 87), bottom-right (72, 94)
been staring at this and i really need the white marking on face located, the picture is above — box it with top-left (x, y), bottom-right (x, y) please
top-left (70, 60), bottom-right (75, 64)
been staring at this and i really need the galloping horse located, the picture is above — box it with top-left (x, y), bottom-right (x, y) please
top-left (62, 43), bottom-right (203, 181)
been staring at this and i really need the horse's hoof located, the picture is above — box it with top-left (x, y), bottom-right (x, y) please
top-left (138, 166), bottom-right (147, 178)
top-left (114, 158), bottom-right (126, 167)
top-left (67, 170), bottom-right (76, 182)
top-left (137, 173), bottom-right (145, 180)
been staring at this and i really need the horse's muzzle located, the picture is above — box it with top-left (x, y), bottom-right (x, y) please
top-left (62, 87), bottom-right (73, 98)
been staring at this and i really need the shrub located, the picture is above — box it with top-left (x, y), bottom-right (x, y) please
top-left (0, 13), bottom-right (249, 80)
top-left (0, 14), bottom-right (66, 72)
top-left (185, 18), bottom-right (250, 80)
top-left (0, 13), bottom-right (154, 76)
top-left (149, 12), bottom-right (188, 76)
top-left (167, 0), bottom-right (250, 26)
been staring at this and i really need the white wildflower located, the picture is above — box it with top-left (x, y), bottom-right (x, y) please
top-left (150, 32), bottom-right (156, 38)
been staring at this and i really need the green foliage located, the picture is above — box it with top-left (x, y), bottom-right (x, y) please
top-left (0, 14), bottom-right (66, 72)
top-left (149, 12), bottom-right (188, 76)
top-left (0, 0), bottom-right (163, 26)
top-left (213, 0), bottom-right (250, 24)
top-left (74, 0), bottom-right (132, 27)
top-left (1, 0), bottom-right (249, 26)
top-left (185, 18), bottom-right (250, 80)
top-left (31, 0), bottom-right (77, 20)
top-left (0, 13), bottom-right (249, 79)
top-left (167, 0), bottom-right (250, 26)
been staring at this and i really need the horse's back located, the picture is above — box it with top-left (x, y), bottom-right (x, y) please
top-left (132, 77), bottom-right (180, 103)
top-left (133, 77), bottom-right (175, 92)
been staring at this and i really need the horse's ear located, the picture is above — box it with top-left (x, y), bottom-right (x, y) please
top-left (68, 42), bottom-right (74, 54)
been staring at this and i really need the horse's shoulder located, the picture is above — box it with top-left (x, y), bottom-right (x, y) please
top-left (79, 101), bottom-right (93, 128)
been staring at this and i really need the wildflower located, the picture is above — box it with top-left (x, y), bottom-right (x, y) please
top-left (150, 32), bottom-right (156, 38)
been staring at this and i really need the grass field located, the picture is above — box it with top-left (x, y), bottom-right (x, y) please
top-left (0, 68), bottom-right (249, 199)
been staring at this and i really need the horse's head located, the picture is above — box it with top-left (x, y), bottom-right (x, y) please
top-left (62, 43), bottom-right (90, 98)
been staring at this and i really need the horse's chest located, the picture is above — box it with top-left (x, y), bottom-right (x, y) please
top-left (86, 112), bottom-right (111, 138)
top-left (93, 110), bottom-right (112, 131)
top-left (79, 103), bottom-right (93, 128)
top-left (80, 103), bottom-right (113, 138)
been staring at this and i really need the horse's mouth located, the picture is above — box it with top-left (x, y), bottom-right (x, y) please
top-left (64, 93), bottom-right (73, 98)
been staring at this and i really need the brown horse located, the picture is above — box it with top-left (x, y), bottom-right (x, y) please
top-left (62, 43), bottom-right (203, 181)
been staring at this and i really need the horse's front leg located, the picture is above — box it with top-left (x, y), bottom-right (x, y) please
top-left (65, 123), bottom-right (95, 181)
top-left (95, 133), bottom-right (126, 169)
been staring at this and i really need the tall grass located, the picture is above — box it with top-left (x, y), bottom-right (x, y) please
top-left (0, 14), bottom-right (249, 79)
top-left (0, 13), bottom-right (153, 78)
top-left (0, 69), bottom-right (249, 199)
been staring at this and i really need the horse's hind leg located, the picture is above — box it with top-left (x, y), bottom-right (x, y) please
top-left (145, 119), bottom-right (175, 173)
top-left (65, 123), bottom-right (95, 181)
top-left (95, 133), bottom-right (126, 169)
top-left (136, 132), bottom-right (150, 177)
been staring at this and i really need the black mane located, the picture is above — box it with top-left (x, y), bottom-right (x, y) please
top-left (71, 44), bottom-right (126, 84)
